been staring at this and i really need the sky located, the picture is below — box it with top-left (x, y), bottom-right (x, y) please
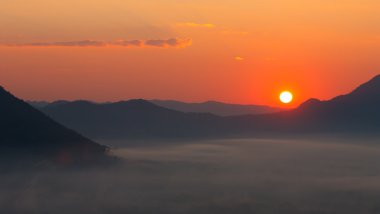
top-left (0, 0), bottom-right (380, 107)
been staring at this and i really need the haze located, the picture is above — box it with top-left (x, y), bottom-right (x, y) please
top-left (2, 138), bottom-right (380, 213)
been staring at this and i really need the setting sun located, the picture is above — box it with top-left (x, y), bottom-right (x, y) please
top-left (280, 91), bottom-right (293, 104)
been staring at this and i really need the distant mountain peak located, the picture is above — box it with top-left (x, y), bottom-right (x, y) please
top-left (120, 99), bottom-right (153, 104)
top-left (47, 100), bottom-right (71, 108)
top-left (69, 100), bottom-right (95, 105)
top-left (298, 98), bottom-right (322, 109)
top-left (114, 99), bottom-right (159, 108)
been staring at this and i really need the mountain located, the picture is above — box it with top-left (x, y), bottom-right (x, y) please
top-left (28, 100), bottom-right (71, 108)
top-left (39, 75), bottom-right (380, 140)
top-left (40, 100), bottom-right (228, 139)
top-left (300, 75), bottom-right (380, 130)
top-left (150, 100), bottom-right (282, 116)
top-left (30, 100), bottom-right (282, 116)
top-left (229, 75), bottom-right (380, 134)
top-left (0, 86), bottom-right (107, 164)
top-left (27, 100), bottom-right (50, 108)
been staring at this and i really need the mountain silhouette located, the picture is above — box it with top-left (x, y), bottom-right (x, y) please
top-left (27, 100), bottom-right (50, 108)
top-left (292, 75), bottom-right (380, 130)
top-left (41, 99), bottom-right (226, 139)
top-left (351, 75), bottom-right (380, 96)
top-left (0, 86), bottom-right (107, 164)
top-left (150, 100), bottom-right (282, 116)
top-left (38, 75), bottom-right (380, 140)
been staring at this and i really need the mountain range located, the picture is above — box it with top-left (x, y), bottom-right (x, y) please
top-left (150, 100), bottom-right (282, 116)
top-left (35, 75), bottom-right (380, 140)
top-left (29, 100), bottom-right (282, 116)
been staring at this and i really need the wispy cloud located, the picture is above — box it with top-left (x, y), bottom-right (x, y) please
top-left (144, 38), bottom-right (192, 48)
top-left (177, 22), bottom-right (215, 28)
top-left (13, 40), bottom-right (108, 47)
top-left (235, 56), bottom-right (244, 61)
top-left (4, 38), bottom-right (192, 48)
top-left (112, 40), bottom-right (143, 47)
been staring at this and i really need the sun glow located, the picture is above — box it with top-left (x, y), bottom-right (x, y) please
top-left (280, 91), bottom-right (293, 104)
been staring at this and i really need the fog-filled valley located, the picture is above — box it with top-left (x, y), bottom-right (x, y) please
top-left (2, 138), bottom-right (380, 214)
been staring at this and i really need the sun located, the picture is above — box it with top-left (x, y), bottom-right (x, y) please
top-left (279, 91), bottom-right (293, 104)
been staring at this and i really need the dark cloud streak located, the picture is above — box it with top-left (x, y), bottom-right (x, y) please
top-left (4, 38), bottom-right (192, 48)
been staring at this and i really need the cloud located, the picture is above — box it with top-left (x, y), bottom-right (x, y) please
top-left (16, 40), bottom-right (107, 47)
top-left (145, 38), bottom-right (192, 48)
top-left (4, 38), bottom-right (192, 48)
top-left (112, 40), bottom-right (143, 47)
top-left (177, 22), bottom-right (215, 28)
top-left (235, 56), bottom-right (244, 61)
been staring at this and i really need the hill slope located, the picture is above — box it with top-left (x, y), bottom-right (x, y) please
top-left (0, 87), bottom-right (106, 163)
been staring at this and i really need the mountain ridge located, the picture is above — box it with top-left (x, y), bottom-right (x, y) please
top-left (33, 74), bottom-right (380, 140)
top-left (150, 99), bottom-right (283, 116)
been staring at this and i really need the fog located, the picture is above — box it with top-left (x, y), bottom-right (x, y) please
top-left (2, 138), bottom-right (380, 214)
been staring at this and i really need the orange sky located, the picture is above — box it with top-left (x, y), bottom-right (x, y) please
top-left (1, 0), bottom-right (380, 107)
